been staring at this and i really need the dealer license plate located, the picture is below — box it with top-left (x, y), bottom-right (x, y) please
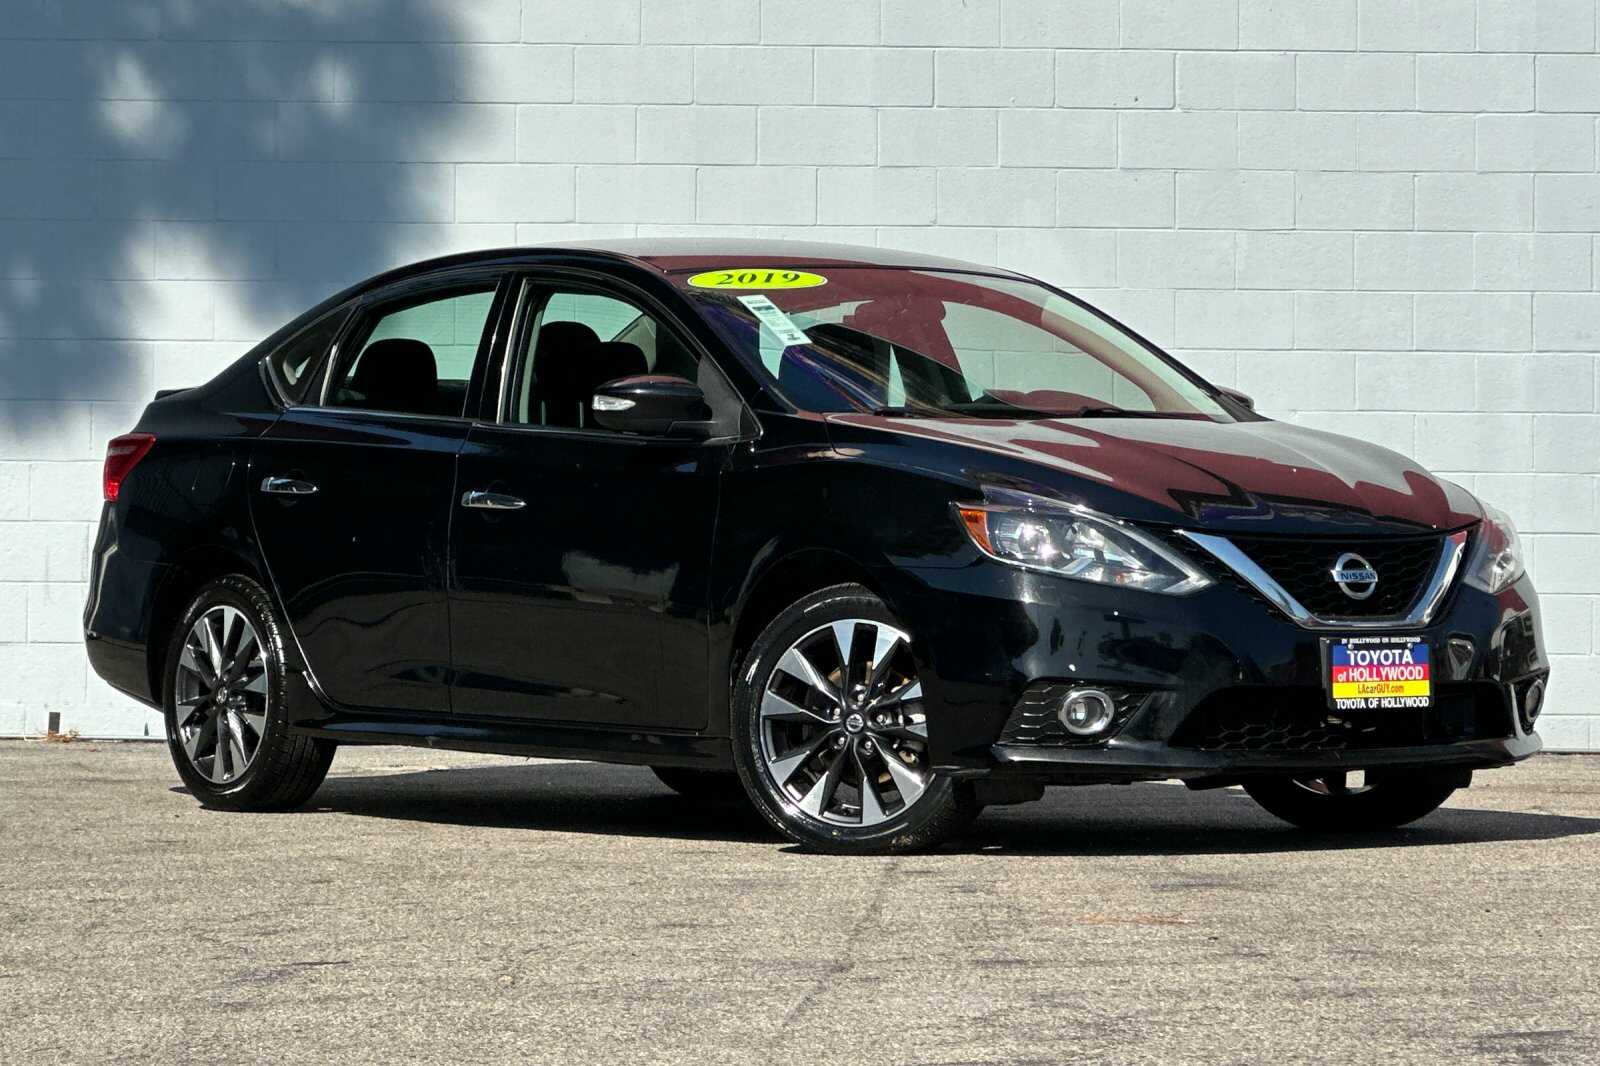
top-left (1323, 635), bottom-right (1433, 711)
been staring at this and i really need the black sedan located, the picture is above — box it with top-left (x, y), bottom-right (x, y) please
top-left (85, 240), bottom-right (1547, 853)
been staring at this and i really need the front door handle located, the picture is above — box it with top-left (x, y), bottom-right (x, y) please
top-left (461, 489), bottom-right (526, 511)
top-left (260, 476), bottom-right (319, 496)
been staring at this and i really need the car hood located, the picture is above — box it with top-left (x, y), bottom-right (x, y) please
top-left (826, 414), bottom-right (1483, 535)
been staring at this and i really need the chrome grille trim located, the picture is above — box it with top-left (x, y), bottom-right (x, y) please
top-left (1178, 528), bottom-right (1470, 632)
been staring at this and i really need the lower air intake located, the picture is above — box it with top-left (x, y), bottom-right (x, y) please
top-left (1171, 684), bottom-right (1512, 752)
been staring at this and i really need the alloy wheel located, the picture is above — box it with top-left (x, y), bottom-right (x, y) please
top-left (758, 618), bottom-right (931, 827)
top-left (172, 605), bottom-right (269, 784)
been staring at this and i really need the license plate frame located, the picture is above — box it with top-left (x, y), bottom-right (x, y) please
top-left (1321, 634), bottom-right (1434, 711)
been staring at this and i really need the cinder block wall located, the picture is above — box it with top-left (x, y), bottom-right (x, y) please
top-left (1, 0), bottom-right (1595, 746)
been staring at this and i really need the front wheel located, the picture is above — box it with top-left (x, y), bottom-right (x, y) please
top-left (1243, 770), bottom-right (1465, 832)
top-left (730, 584), bottom-right (976, 854)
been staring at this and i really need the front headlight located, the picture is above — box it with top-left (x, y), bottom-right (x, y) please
top-left (1463, 501), bottom-right (1525, 594)
top-left (954, 488), bottom-right (1212, 595)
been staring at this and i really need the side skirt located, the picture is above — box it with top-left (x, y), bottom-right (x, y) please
top-left (290, 711), bottom-right (734, 771)
top-left (281, 662), bottom-right (733, 770)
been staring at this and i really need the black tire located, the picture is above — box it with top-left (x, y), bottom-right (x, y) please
top-left (650, 765), bottom-right (745, 802)
top-left (162, 575), bottom-right (335, 811)
top-left (730, 583), bottom-right (977, 854)
top-left (1242, 770), bottom-right (1464, 832)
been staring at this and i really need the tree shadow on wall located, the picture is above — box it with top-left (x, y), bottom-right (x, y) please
top-left (0, 0), bottom-right (523, 442)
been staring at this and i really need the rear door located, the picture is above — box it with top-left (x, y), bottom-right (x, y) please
top-left (446, 275), bottom-right (737, 730)
top-left (250, 269), bottom-right (508, 714)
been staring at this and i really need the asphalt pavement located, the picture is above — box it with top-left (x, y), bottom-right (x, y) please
top-left (3, 741), bottom-right (1598, 1065)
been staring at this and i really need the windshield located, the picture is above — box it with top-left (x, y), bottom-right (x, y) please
top-left (672, 267), bottom-right (1231, 420)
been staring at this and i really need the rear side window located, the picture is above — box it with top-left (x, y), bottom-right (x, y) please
top-left (328, 284), bottom-right (497, 418)
top-left (267, 312), bottom-right (346, 404)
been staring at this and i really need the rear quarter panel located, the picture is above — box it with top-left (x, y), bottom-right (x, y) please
top-left (84, 360), bottom-right (280, 705)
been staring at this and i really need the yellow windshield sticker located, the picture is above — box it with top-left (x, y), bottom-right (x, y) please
top-left (687, 269), bottom-right (827, 290)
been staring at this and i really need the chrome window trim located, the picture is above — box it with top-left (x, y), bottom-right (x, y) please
top-left (463, 417), bottom-right (740, 447)
top-left (315, 333), bottom-right (342, 408)
top-left (283, 405), bottom-right (478, 428)
top-left (1178, 528), bottom-right (1471, 631)
top-left (496, 275), bottom-right (537, 424)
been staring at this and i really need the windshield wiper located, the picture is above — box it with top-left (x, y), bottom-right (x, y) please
top-left (1060, 406), bottom-right (1186, 419)
top-left (940, 401), bottom-right (1067, 419)
top-left (870, 403), bottom-right (1061, 419)
top-left (865, 405), bottom-right (956, 418)
top-left (865, 403), bottom-right (1186, 420)
top-left (942, 401), bottom-right (1130, 420)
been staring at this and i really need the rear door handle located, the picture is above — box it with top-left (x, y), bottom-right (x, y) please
top-left (460, 489), bottom-right (525, 511)
top-left (260, 476), bottom-right (319, 496)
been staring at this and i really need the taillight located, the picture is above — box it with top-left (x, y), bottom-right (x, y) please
top-left (103, 433), bottom-right (156, 501)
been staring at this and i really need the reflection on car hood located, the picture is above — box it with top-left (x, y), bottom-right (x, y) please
top-left (828, 414), bottom-right (1483, 534)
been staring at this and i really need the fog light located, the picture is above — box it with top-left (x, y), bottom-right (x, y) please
top-left (1058, 688), bottom-right (1116, 736)
top-left (1523, 678), bottom-right (1545, 723)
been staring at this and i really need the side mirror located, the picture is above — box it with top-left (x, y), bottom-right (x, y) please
top-left (591, 375), bottom-right (714, 437)
top-left (1217, 386), bottom-right (1255, 411)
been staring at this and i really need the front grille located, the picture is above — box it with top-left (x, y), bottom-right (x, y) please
top-left (1227, 534), bottom-right (1444, 619)
top-left (997, 683), bottom-right (1154, 747)
top-left (1170, 684), bottom-right (1511, 752)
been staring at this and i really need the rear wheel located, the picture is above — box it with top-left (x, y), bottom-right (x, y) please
top-left (1243, 770), bottom-right (1464, 831)
top-left (163, 575), bottom-right (334, 810)
top-left (731, 584), bottom-right (976, 854)
top-left (650, 765), bottom-right (744, 802)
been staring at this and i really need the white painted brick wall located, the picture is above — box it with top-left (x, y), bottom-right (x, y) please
top-left (0, 1), bottom-right (1594, 749)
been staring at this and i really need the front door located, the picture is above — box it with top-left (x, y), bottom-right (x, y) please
top-left (250, 272), bottom-right (505, 714)
top-left (447, 280), bottom-right (732, 730)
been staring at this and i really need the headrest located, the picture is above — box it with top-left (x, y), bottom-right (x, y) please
top-left (588, 341), bottom-right (647, 386)
top-left (350, 338), bottom-right (437, 411)
top-left (534, 321), bottom-right (602, 395)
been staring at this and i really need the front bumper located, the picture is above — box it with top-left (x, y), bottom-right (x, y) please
top-left (887, 557), bottom-right (1548, 785)
top-left (983, 734), bottom-right (1540, 783)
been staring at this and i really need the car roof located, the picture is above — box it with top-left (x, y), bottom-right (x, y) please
top-left (367, 238), bottom-right (1031, 289)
